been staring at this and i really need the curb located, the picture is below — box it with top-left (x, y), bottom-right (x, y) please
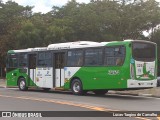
top-left (108, 91), bottom-right (160, 98)
top-left (0, 86), bottom-right (6, 88)
top-left (110, 92), bottom-right (160, 98)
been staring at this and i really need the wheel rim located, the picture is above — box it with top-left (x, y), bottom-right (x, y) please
top-left (20, 81), bottom-right (25, 89)
top-left (73, 82), bottom-right (80, 93)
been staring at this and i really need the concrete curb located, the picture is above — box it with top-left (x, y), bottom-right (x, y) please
top-left (0, 86), bottom-right (6, 88)
top-left (108, 91), bottom-right (160, 98)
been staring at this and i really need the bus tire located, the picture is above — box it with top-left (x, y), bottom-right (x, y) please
top-left (71, 79), bottom-right (84, 95)
top-left (18, 78), bottom-right (28, 91)
top-left (93, 90), bottom-right (108, 95)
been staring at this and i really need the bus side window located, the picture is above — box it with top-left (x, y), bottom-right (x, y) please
top-left (84, 48), bottom-right (103, 66)
top-left (67, 50), bottom-right (83, 67)
top-left (38, 52), bottom-right (45, 66)
top-left (37, 52), bottom-right (51, 67)
top-left (19, 53), bottom-right (27, 67)
top-left (116, 58), bottom-right (123, 65)
top-left (77, 57), bottom-right (83, 66)
top-left (105, 46), bottom-right (125, 66)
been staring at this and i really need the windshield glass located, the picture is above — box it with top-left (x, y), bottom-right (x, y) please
top-left (132, 42), bottom-right (156, 61)
top-left (7, 54), bottom-right (18, 68)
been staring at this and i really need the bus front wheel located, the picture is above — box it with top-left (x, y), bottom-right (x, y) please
top-left (18, 78), bottom-right (28, 91)
top-left (71, 79), bottom-right (85, 95)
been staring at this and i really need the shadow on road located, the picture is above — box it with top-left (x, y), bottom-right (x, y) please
top-left (9, 88), bottom-right (148, 100)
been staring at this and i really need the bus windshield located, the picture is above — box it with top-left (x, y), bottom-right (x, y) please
top-left (132, 42), bottom-right (156, 61)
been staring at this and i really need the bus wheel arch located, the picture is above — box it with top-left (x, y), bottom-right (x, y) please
top-left (70, 77), bottom-right (86, 95)
top-left (18, 77), bottom-right (28, 91)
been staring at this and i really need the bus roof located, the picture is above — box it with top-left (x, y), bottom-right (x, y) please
top-left (47, 41), bottom-right (111, 50)
top-left (8, 40), bottom-right (156, 53)
top-left (8, 47), bottom-right (47, 53)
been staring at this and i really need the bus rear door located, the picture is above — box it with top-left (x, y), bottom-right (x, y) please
top-left (54, 53), bottom-right (65, 88)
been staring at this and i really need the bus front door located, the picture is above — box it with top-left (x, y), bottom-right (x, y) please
top-left (28, 54), bottom-right (36, 86)
top-left (54, 53), bottom-right (65, 87)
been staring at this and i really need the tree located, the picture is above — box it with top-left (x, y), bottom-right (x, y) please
top-left (0, 1), bottom-right (32, 66)
top-left (16, 20), bottom-right (43, 48)
top-left (0, 0), bottom-right (160, 67)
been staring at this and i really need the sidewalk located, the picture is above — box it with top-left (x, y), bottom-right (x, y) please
top-left (1, 79), bottom-right (160, 97)
top-left (109, 87), bottom-right (160, 97)
top-left (0, 79), bottom-right (6, 88)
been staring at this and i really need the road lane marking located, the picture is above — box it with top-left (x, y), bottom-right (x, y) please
top-left (0, 94), bottom-right (153, 119)
top-left (0, 94), bottom-right (116, 111)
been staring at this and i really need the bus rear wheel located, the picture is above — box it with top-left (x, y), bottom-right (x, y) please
top-left (71, 79), bottom-right (85, 95)
top-left (18, 78), bottom-right (28, 91)
top-left (93, 90), bottom-right (108, 95)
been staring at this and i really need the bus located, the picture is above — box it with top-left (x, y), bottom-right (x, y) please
top-left (6, 40), bottom-right (157, 95)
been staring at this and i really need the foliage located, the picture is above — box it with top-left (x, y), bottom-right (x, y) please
top-left (0, 0), bottom-right (160, 66)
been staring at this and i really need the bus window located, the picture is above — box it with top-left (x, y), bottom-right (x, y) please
top-left (67, 50), bottom-right (83, 67)
top-left (38, 52), bottom-right (51, 67)
top-left (132, 42), bottom-right (156, 61)
top-left (8, 54), bottom-right (18, 68)
top-left (115, 58), bottom-right (121, 65)
top-left (84, 48), bottom-right (103, 66)
top-left (105, 46), bottom-right (125, 66)
top-left (19, 53), bottom-right (27, 67)
top-left (45, 52), bottom-right (52, 67)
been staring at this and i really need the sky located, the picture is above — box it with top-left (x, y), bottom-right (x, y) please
top-left (2, 0), bottom-right (160, 13)
top-left (3, 0), bottom-right (91, 13)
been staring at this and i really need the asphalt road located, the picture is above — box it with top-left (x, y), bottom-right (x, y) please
top-left (0, 88), bottom-right (160, 120)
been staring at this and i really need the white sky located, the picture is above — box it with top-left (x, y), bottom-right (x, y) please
top-left (3, 0), bottom-right (91, 13)
top-left (3, 0), bottom-right (160, 13)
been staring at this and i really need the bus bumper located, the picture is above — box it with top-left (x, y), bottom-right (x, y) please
top-left (127, 79), bottom-right (157, 88)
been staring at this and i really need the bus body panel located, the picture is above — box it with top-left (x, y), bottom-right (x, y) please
top-left (68, 66), bottom-right (128, 90)
top-left (6, 68), bottom-right (19, 86)
top-left (6, 68), bottom-right (36, 87)
top-left (36, 67), bottom-right (53, 88)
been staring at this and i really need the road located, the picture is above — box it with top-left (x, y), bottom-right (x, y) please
top-left (0, 87), bottom-right (160, 120)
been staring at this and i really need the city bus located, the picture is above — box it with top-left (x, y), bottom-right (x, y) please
top-left (6, 40), bottom-right (157, 95)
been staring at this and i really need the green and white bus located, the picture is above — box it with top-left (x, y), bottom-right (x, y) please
top-left (6, 40), bottom-right (157, 95)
